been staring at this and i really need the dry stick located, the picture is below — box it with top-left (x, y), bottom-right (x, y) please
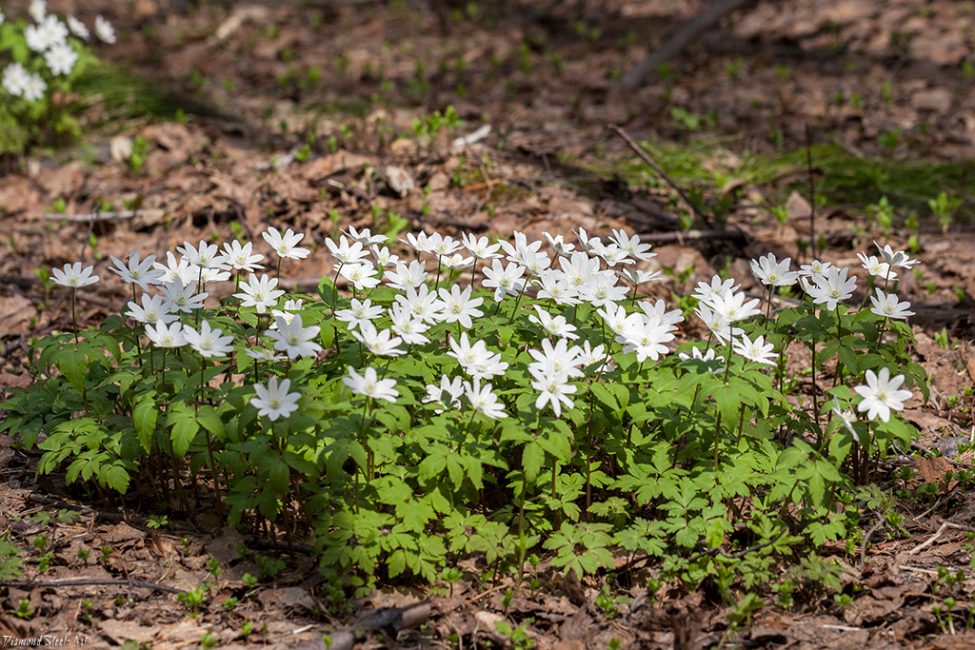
top-left (0, 578), bottom-right (185, 595)
top-left (805, 125), bottom-right (821, 431)
top-left (609, 125), bottom-right (715, 229)
top-left (907, 521), bottom-right (975, 556)
top-left (620, 0), bottom-right (758, 89)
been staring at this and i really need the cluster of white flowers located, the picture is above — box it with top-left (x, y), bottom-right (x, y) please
top-left (50, 222), bottom-right (918, 427)
top-left (1, 1), bottom-right (115, 102)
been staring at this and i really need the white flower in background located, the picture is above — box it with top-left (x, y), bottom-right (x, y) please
top-left (678, 346), bottom-right (723, 363)
top-left (0, 8), bottom-right (4, 25)
top-left (536, 271), bottom-right (580, 306)
top-left (693, 303), bottom-right (741, 343)
top-left (857, 253), bottom-right (896, 281)
top-left (371, 245), bottom-right (399, 268)
top-left (67, 15), bottom-right (89, 39)
top-left (854, 368), bottom-right (912, 422)
top-left (733, 334), bottom-right (778, 366)
top-left (350, 321), bottom-right (405, 357)
top-left (708, 290), bottom-right (760, 323)
top-left (463, 378), bottom-right (507, 419)
top-left (162, 278), bottom-right (209, 314)
top-left (499, 231), bottom-right (543, 267)
top-left (29, 0), bottom-right (47, 23)
top-left (2, 63), bottom-right (30, 97)
top-left (441, 253), bottom-right (474, 270)
top-left (178, 240), bottom-right (227, 270)
top-left (519, 248), bottom-right (552, 275)
top-left (591, 241), bottom-right (632, 267)
top-left (389, 305), bottom-right (431, 345)
top-left (21, 73), bottom-right (46, 102)
top-left (145, 321), bottom-right (186, 348)
top-left (543, 233), bottom-right (575, 256)
top-left (245, 347), bottom-right (285, 362)
top-left (26, 15), bottom-right (67, 52)
top-left (597, 303), bottom-right (630, 336)
top-left (51, 262), bottom-right (98, 288)
top-left (609, 228), bottom-right (656, 263)
top-left (339, 262), bottom-right (380, 291)
top-left (438, 285), bottom-right (484, 328)
top-left (423, 375), bottom-right (465, 413)
top-left (579, 272), bottom-right (628, 307)
top-left (692, 275), bottom-right (739, 306)
top-left (428, 232), bottom-right (462, 257)
top-left (798, 259), bottom-right (832, 278)
top-left (267, 314), bottom-right (322, 359)
top-left (619, 268), bottom-right (662, 286)
top-left (183, 320), bottom-right (234, 358)
top-left (678, 346), bottom-right (724, 373)
top-left (335, 298), bottom-right (383, 330)
top-left (94, 15), bottom-right (116, 44)
top-left (345, 226), bottom-right (386, 247)
top-left (200, 266), bottom-right (231, 283)
top-left (750, 253), bottom-right (798, 288)
top-left (869, 289), bottom-right (914, 320)
top-left (263, 226), bottom-right (309, 260)
top-left (270, 299), bottom-right (303, 328)
top-left (125, 294), bottom-right (177, 325)
top-left (832, 397), bottom-right (859, 442)
top-left (529, 306), bottom-right (578, 340)
top-left (251, 377), bottom-right (301, 421)
top-left (326, 235), bottom-right (368, 265)
top-left (234, 274), bottom-right (284, 313)
top-left (384, 260), bottom-right (428, 291)
top-left (394, 285), bottom-right (444, 324)
top-left (637, 299), bottom-right (685, 331)
top-left (558, 252), bottom-right (600, 289)
top-left (45, 42), bottom-right (78, 76)
top-left (222, 240), bottom-right (264, 272)
top-left (448, 333), bottom-right (509, 380)
top-left (618, 315), bottom-right (675, 362)
top-left (343, 366), bottom-right (399, 403)
top-left (575, 227), bottom-right (601, 253)
top-left (461, 233), bottom-right (502, 260)
top-left (403, 231), bottom-right (435, 255)
top-left (153, 252), bottom-right (198, 285)
top-left (874, 242), bottom-right (919, 270)
top-left (109, 251), bottom-right (164, 291)
top-left (531, 372), bottom-right (576, 418)
top-left (577, 341), bottom-right (607, 368)
top-left (806, 266), bottom-right (857, 311)
top-left (528, 338), bottom-right (583, 378)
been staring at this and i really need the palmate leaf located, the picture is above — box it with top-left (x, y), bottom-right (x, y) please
top-left (166, 401), bottom-right (199, 457)
top-left (132, 391), bottom-right (158, 453)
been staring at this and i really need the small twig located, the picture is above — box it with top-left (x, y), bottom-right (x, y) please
top-left (639, 228), bottom-right (745, 245)
top-left (46, 209), bottom-right (164, 223)
top-left (860, 516), bottom-right (886, 568)
top-left (1, 578), bottom-right (185, 595)
top-left (898, 565), bottom-right (939, 576)
top-left (907, 521), bottom-right (975, 555)
top-left (609, 125), bottom-right (714, 229)
top-left (804, 124), bottom-right (818, 260)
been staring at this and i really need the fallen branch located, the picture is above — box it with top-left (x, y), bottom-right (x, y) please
top-left (0, 578), bottom-right (185, 595)
top-left (43, 209), bottom-right (164, 223)
top-left (325, 602), bottom-right (432, 650)
top-left (907, 521), bottom-right (975, 555)
top-left (639, 228), bottom-right (745, 245)
top-left (620, 0), bottom-right (758, 89)
top-left (609, 125), bottom-right (714, 229)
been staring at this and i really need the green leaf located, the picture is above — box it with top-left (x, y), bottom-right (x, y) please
top-left (522, 441), bottom-right (544, 482)
top-left (132, 391), bottom-right (158, 453)
top-left (167, 402), bottom-right (200, 457)
top-left (99, 464), bottom-right (131, 494)
top-left (196, 406), bottom-right (225, 440)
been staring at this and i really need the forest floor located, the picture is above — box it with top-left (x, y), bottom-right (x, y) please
top-left (1, 0), bottom-right (975, 647)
